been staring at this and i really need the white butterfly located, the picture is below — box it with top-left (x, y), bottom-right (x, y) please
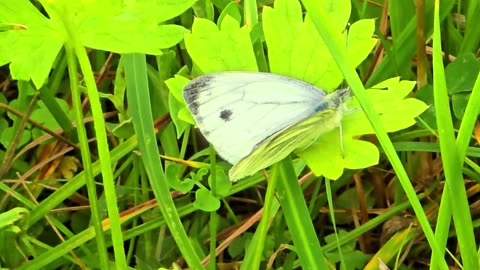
top-left (183, 72), bottom-right (350, 181)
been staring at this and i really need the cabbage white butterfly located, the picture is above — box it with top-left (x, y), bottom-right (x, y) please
top-left (183, 72), bottom-right (350, 181)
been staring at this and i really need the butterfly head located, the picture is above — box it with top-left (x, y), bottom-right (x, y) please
top-left (331, 88), bottom-right (352, 107)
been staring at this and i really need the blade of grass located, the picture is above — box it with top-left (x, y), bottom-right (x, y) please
top-left (123, 53), bottom-right (203, 269)
top-left (17, 192), bottom-right (199, 269)
top-left (0, 82), bottom-right (36, 179)
top-left (430, 1), bottom-right (478, 268)
top-left (325, 179), bottom-right (346, 270)
top-left (244, 0), bottom-right (268, 72)
top-left (366, 1), bottom-right (455, 86)
top-left (64, 43), bottom-right (109, 269)
top-left (51, 3), bottom-right (121, 268)
top-left (71, 27), bottom-right (127, 270)
top-left (300, 1), bottom-right (448, 269)
top-left (208, 147), bottom-right (217, 270)
top-left (240, 167), bottom-right (280, 270)
top-left (458, 0), bottom-right (480, 54)
top-left (38, 88), bottom-right (76, 142)
top-left (274, 157), bottom-right (328, 269)
top-left (322, 197), bottom-right (417, 252)
top-left (20, 136), bottom-right (137, 228)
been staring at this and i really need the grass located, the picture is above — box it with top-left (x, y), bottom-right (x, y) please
top-left (0, 0), bottom-right (479, 269)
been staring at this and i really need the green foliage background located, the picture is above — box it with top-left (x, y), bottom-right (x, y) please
top-left (0, 0), bottom-right (479, 269)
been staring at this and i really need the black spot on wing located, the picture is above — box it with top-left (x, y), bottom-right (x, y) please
top-left (219, 109), bottom-right (233, 122)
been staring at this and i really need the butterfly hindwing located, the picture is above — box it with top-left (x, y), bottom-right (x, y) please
top-left (229, 101), bottom-right (345, 181)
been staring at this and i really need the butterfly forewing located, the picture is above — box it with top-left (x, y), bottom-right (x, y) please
top-left (183, 72), bottom-right (328, 165)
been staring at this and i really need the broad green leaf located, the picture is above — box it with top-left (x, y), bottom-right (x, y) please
top-left (79, 19), bottom-right (187, 54)
top-left (165, 75), bottom-right (194, 136)
top-left (165, 165), bottom-right (195, 192)
top-left (30, 99), bottom-right (71, 131)
top-left (126, 0), bottom-right (197, 23)
top-left (452, 92), bottom-right (470, 119)
top-left (0, 207), bottom-right (29, 230)
top-left (106, 119), bottom-right (135, 139)
top-left (218, 2), bottom-right (242, 26)
top-left (312, 0), bottom-right (351, 31)
top-left (445, 53), bottom-right (480, 94)
top-left (194, 189), bottom-right (220, 212)
top-left (298, 78), bottom-right (428, 179)
top-left (444, 53), bottom-right (479, 119)
top-left (30, 99), bottom-right (72, 140)
top-left (0, 126), bottom-right (31, 148)
top-left (208, 169), bottom-right (232, 197)
top-left (0, 0), bottom-right (63, 87)
top-left (0, 0), bottom-right (191, 88)
top-left (184, 16), bottom-right (257, 73)
top-left (416, 84), bottom-right (437, 129)
top-left (345, 19), bottom-right (377, 68)
top-left (228, 233), bottom-right (253, 258)
top-left (263, 0), bottom-right (375, 91)
top-left (73, 0), bottom-right (191, 52)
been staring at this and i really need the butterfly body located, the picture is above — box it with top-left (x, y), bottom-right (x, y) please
top-left (183, 72), bottom-right (350, 181)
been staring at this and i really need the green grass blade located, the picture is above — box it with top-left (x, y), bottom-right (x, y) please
top-left (65, 44), bottom-right (109, 269)
top-left (431, 1), bottom-right (479, 268)
top-left (300, 1), bottom-right (448, 269)
top-left (458, 0), bottom-right (480, 54)
top-left (366, 1), bottom-right (455, 86)
top-left (275, 157), bottom-right (328, 269)
top-left (123, 54), bottom-right (203, 270)
top-left (241, 166), bottom-right (280, 270)
top-left (73, 40), bottom-right (127, 270)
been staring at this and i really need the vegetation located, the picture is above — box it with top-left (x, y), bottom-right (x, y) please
top-left (0, 0), bottom-right (479, 269)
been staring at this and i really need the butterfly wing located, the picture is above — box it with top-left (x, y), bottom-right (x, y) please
top-left (229, 89), bottom-right (349, 181)
top-left (183, 72), bottom-right (327, 165)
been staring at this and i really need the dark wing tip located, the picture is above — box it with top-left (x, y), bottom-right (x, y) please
top-left (183, 74), bottom-right (216, 114)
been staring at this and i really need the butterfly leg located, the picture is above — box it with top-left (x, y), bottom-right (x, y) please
top-left (339, 122), bottom-right (345, 159)
top-left (345, 107), bottom-right (359, 115)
